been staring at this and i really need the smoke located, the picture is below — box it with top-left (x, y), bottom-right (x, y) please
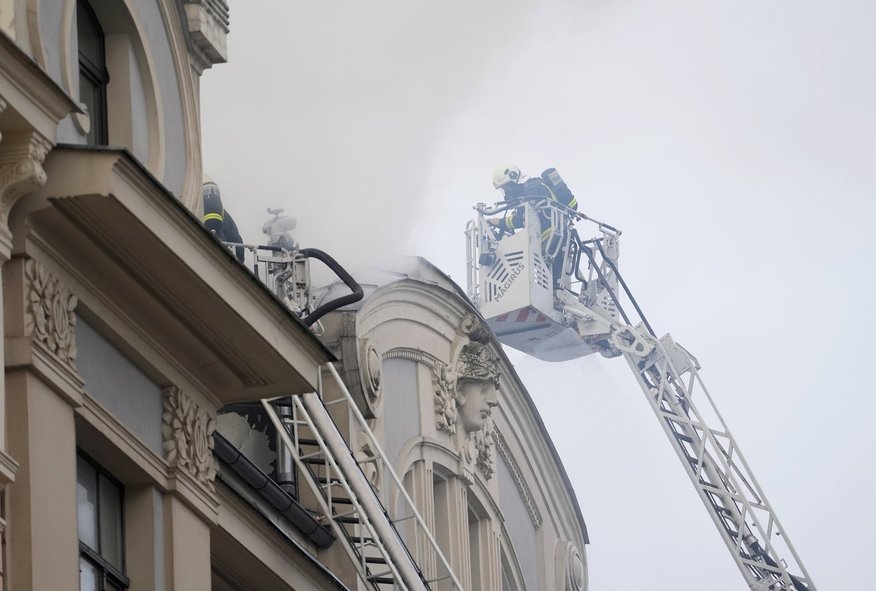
top-left (202, 3), bottom-right (876, 589)
top-left (201, 2), bottom-right (544, 275)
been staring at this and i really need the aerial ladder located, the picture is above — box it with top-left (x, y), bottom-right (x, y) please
top-left (465, 196), bottom-right (816, 591)
top-left (218, 210), bottom-right (464, 591)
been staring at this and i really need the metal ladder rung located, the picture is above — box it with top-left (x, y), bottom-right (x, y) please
top-left (675, 431), bottom-right (694, 444)
top-left (316, 477), bottom-right (343, 486)
top-left (367, 570), bottom-right (396, 584)
top-left (332, 506), bottom-right (360, 518)
top-left (364, 556), bottom-right (388, 564)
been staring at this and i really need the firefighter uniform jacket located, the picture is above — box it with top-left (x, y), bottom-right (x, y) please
top-left (494, 172), bottom-right (578, 240)
top-left (203, 183), bottom-right (245, 262)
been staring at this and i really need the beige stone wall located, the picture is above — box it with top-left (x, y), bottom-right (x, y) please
top-left (328, 274), bottom-right (589, 591)
top-left (0, 3), bottom-right (588, 590)
top-left (0, 7), bottom-right (338, 588)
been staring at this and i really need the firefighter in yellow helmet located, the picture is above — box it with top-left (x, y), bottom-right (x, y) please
top-left (202, 176), bottom-right (245, 262)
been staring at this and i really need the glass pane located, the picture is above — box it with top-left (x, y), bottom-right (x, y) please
top-left (98, 474), bottom-right (123, 569)
top-left (76, 456), bottom-right (98, 549)
top-left (79, 72), bottom-right (99, 145)
top-left (79, 556), bottom-right (99, 591)
top-left (77, 2), bottom-right (102, 65)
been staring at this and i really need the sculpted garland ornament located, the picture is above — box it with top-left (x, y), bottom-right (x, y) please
top-left (24, 259), bottom-right (78, 367)
top-left (473, 415), bottom-right (496, 478)
top-left (162, 387), bottom-right (218, 491)
top-left (433, 363), bottom-right (458, 435)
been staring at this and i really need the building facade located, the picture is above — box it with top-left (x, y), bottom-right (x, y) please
top-left (0, 2), bottom-right (588, 590)
top-left (314, 262), bottom-right (589, 591)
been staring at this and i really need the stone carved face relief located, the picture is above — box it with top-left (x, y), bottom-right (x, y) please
top-left (456, 379), bottom-right (498, 432)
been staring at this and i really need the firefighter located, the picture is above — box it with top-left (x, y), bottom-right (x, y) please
top-left (202, 176), bottom-right (245, 262)
top-left (486, 165), bottom-right (578, 288)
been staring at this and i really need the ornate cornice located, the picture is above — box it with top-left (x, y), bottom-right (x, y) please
top-left (0, 130), bottom-right (51, 227)
top-left (183, 0), bottom-right (229, 72)
top-left (383, 347), bottom-right (439, 368)
top-left (24, 258), bottom-right (78, 368)
top-left (162, 386), bottom-right (218, 492)
top-left (494, 428), bottom-right (542, 528)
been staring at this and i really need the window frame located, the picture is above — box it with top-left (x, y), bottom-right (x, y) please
top-left (76, 450), bottom-right (130, 591)
top-left (77, 0), bottom-right (110, 145)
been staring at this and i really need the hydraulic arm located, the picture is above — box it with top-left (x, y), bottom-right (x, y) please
top-left (466, 201), bottom-right (816, 590)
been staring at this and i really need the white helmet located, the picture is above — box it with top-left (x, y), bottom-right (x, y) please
top-left (492, 165), bottom-right (522, 189)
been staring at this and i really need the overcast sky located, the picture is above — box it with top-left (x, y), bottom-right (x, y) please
top-left (202, 2), bottom-right (875, 589)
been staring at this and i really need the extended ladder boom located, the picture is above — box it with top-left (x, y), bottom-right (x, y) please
top-left (465, 201), bottom-right (816, 590)
top-left (621, 327), bottom-right (813, 591)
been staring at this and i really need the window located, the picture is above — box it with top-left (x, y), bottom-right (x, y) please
top-left (467, 495), bottom-right (491, 590)
top-left (77, 453), bottom-right (128, 590)
top-left (468, 507), bottom-right (482, 588)
top-left (77, 0), bottom-right (109, 145)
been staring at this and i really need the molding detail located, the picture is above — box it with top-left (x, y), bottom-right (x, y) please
top-left (162, 386), bottom-right (218, 492)
top-left (0, 450), bottom-right (19, 488)
top-left (355, 424), bottom-right (381, 489)
top-left (429, 316), bottom-right (500, 482)
top-left (457, 314), bottom-right (500, 387)
top-left (384, 322), bottom-right (501, 483)
top-left (24, 258), bottom-right (78, 368)
top-left (383, 347), bottom-right (439, 368)
top-left (556, 541), bottom-right (586, 591)
top-left (432, 362), bottom-right (458, 435)
top-left (473, 415), bottom-right (496, 479)
top-left (494, 428), bottom-right (543, 528)
top-left (0, 130), bottom-right (51, 227)
top-left (183, 0), bottom-right (229, 71)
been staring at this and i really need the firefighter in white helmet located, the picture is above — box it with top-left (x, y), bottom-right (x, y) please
top-left (486, 165), bottom-right (578, 286)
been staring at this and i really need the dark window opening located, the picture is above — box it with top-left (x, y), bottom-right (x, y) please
top-left (77, 452), bottom-right (129, 591)
top-left (77, 0), bottom-right (109, 145)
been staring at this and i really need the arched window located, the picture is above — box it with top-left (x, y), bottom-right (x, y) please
top-left (77, 0), bottom-right (109, 145)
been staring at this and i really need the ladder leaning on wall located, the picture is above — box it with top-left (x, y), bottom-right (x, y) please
top-left (221, 213), bottom-right (463, 590)
top-left (261, 363), bottom-right (465, 591)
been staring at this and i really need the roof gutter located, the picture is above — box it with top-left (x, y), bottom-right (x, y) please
top-left (212, 432), bottom-right (335, 548)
